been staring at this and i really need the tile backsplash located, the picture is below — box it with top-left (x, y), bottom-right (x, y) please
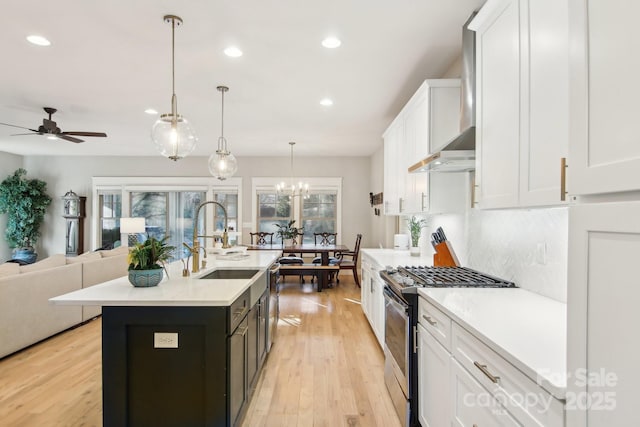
top-left (405, 207), bottom-right (568, 302)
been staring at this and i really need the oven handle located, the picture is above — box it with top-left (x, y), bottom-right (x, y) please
top-left (383, 286), bottom-right (408, 314)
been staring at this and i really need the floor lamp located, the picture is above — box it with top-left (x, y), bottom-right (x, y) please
top-left (120, 217), bottom-right (146, 247)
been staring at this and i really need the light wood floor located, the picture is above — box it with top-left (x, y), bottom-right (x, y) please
top-left (0, 276), bottom-right (400, 427)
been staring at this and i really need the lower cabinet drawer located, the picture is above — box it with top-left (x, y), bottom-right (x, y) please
top-left (451, 323), bottom-right (564, 427)
top-left (451, 358), bottom-right (520, 427)
top-left (418, 296), bottom-right (452, 351)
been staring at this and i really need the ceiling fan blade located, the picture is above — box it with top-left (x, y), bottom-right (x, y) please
top-left (10, 132), bottom-right (41, 136)
top-left (1, 122), bottom-right (39, 132)
top-left (60, 131), bottom-right (107, 137)
top-left (57, 135), bottom-right (84, 143)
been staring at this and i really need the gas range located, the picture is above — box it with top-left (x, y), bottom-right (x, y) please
top-left (380, 265), bottom-right (516, 299)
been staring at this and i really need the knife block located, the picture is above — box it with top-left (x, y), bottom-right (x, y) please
top-left (433, 241), bottom-right (460, 267)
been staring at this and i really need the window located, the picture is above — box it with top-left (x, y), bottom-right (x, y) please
top-left (130, 191), bottom-right (205, 260)
top-left (252, 177), bottom-right (342, 244)
top-left (257, 192), bottom-right (292, 243)
top-left (300, 192), bottom-right (337, 243)
top-left (92, 177), bottom-right (242, 256)
top-left (98, 192), bottom-right (122, 249)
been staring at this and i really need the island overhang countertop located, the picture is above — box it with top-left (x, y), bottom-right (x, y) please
top-left (50, 250), bottom-right (281, 307)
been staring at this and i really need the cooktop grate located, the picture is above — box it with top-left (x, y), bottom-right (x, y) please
top-left (399, 266), bottom-right (516, 288)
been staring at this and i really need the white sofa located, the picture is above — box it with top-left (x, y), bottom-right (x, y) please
top-left (0, 246), bottom-right (128, 359)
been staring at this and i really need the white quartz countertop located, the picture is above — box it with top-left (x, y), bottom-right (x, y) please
top-left (418, 287), bottom-right (567, 400)
top-left (361, 248), bottom-right (434, 269)
top-left (50, 250), bottom-right (281, 307)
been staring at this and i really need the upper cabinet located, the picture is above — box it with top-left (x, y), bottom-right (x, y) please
top-left (567, 0), bottom-right (640, 196)
top-left (471, 0), bottom-right (569, 209)
top-left (383, 79), bottom-right (468, 215)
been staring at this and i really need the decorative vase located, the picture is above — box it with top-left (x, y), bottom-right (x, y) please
top-left (12, 248), bottom-right (37, 264)
top-left (128, 269), bottom-right (164, 287)
top-left (410, 246), bottom-right (420, 257)
top-left (283, 238), bottom-right (294, 248)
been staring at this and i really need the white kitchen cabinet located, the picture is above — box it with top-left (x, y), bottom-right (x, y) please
top-left (418, 320), bottom-right (451, 427)
top-left (383, 79), bottom-right (465, 215)
top-left (360, 253), bottom-right (384, 348)
top-left (567, 0), bottom-right (640, 196)
top-left (567, 201), bottom-right (640, 427)
top-left (383, 118), bottom-right (404, 215)
top-left (472, 0), bottom-right (569, 209)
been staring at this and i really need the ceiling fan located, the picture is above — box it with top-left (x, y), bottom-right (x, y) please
top-left (0, 107), bottom-right (107, 143)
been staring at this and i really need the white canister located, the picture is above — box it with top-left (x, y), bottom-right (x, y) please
top-left (393, 234), bottom-right (409, 250)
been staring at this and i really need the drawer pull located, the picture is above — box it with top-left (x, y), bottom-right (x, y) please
top-left (474, 361), bottom-right (500, 383)
top-left (422, 314), bottom-right (437, 326)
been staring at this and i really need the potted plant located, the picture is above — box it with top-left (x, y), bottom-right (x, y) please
top-left (127, 235), bottom-right (175, 287)
top-left (407, 216), bottom-right (428, 257)
top-left (0, 168), bottom-right (52, 263)
top-left (274, 219), bottom-right (303, 246)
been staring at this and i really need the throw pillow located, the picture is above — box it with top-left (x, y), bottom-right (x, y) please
top-left (20, 254), bottom-right (67, 273)
top-left (0, 262), bottom-right (20, 277)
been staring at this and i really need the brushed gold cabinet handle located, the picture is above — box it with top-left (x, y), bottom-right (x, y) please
top-left (560, 157), bottom-right (567, 201)
top-left (422, 314), bottom-right (437, 326)
top-left (474, 361), bottom-right (500, 383)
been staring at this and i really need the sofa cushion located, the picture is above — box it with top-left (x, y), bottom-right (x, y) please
top-left (66, 252), bottom-right (102, 264)
top-left (99, 245), bottom-right (129, 257)
top-left (20, 254), bottom-right (67, 273)
top-left (0, 262), bottom-right (20, 277)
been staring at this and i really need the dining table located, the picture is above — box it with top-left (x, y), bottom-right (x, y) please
top-left (246, 243), bottom-right (349, 291)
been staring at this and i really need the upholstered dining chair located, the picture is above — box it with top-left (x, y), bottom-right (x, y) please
top-left (250, 231), bottom-right (273, 245)
top-left (335, 234), bottom-right (362, 287)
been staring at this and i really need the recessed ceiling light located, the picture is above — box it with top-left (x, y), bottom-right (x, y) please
top-left (26, 35), bottom-right (51, 46)
top-left (224, 46), bottom-right (243, 57)
top-left (320, 98), bottom-right (333, 106)
top-left (321, 37), bottom-right (341, 49)
top-left (144, 108), bottom-right (158, 115)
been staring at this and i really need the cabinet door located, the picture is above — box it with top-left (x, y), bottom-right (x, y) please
top-left (257, 292), bottom-right (268, 367)
top-left (371, 274), bottom-right (385, 348)
top-left (568, 0), bottom-right (640, 195)
top-left (361, 265), bottom-right (371, 319)
top-left (568, 201), bottom-right (640, 426)
top-left (247, 305), bottom-right (258, 387)
top-left (383, 120), bottom-right (404, 215)
top-left (451, 359), bottom-right (520, 427)
top-left (519, 0), bottom-right (569, 206)
top-left (474, 0), bottom-right (521, 209)
top-left (418, 323), bottom-right (451, 427)
top-left (229, 317), bottom-right (248, 426)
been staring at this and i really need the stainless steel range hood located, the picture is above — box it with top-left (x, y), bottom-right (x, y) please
top-left (409, 12), bottom-right (477, 174)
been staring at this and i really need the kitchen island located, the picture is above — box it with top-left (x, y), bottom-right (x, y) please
top-left (51, 249), bottom-right (281, 427)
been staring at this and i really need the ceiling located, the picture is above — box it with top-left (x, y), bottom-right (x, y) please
top-left (0, 0), bottom-right (484, 158)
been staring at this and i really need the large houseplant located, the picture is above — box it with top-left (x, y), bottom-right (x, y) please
top-left (407, 215), bottom-right (428, 256)
top-left (274, 219), bottom-right (303, 245)
top-left (127, 235), bottom-right (175, 287)
top-left (0, 168), bottom-right (52, 263)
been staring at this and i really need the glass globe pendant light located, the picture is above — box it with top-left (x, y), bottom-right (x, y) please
top-left (208, 85), bottom-right (238, 180)
top-left (151, 15), bottom-right (198, 161)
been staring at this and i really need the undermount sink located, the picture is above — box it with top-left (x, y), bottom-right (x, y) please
top-left (199, 269), bottom-right (259, 280)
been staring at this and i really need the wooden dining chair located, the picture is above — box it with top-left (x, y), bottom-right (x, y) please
top-left (250, 232), bottom-right (273, 245)
top-left (335, 234), bottom-right (362, 287)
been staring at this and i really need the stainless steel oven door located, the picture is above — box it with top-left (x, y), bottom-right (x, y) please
top-left (383, 285), bottom-right (410, 396)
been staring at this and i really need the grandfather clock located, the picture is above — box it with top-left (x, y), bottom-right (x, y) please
top-left (62, 190), bottom-right (86, 256)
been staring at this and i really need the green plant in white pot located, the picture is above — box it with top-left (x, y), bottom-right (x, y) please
top-left (407, 216), bottom-right (428, 257)
top-left (0, 168), bottom-right (52, 263)
top-left (274, 219), bottom-right (303, 246)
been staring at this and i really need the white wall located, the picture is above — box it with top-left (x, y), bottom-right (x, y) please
top-left (369, 145), bottom-right (397, 248)
top-left (0, 152), bottom-right (24, 261)
top-left (403, 208), bottom-right (568, 302)
top-left (23, 154), bottom-right (371, 257)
